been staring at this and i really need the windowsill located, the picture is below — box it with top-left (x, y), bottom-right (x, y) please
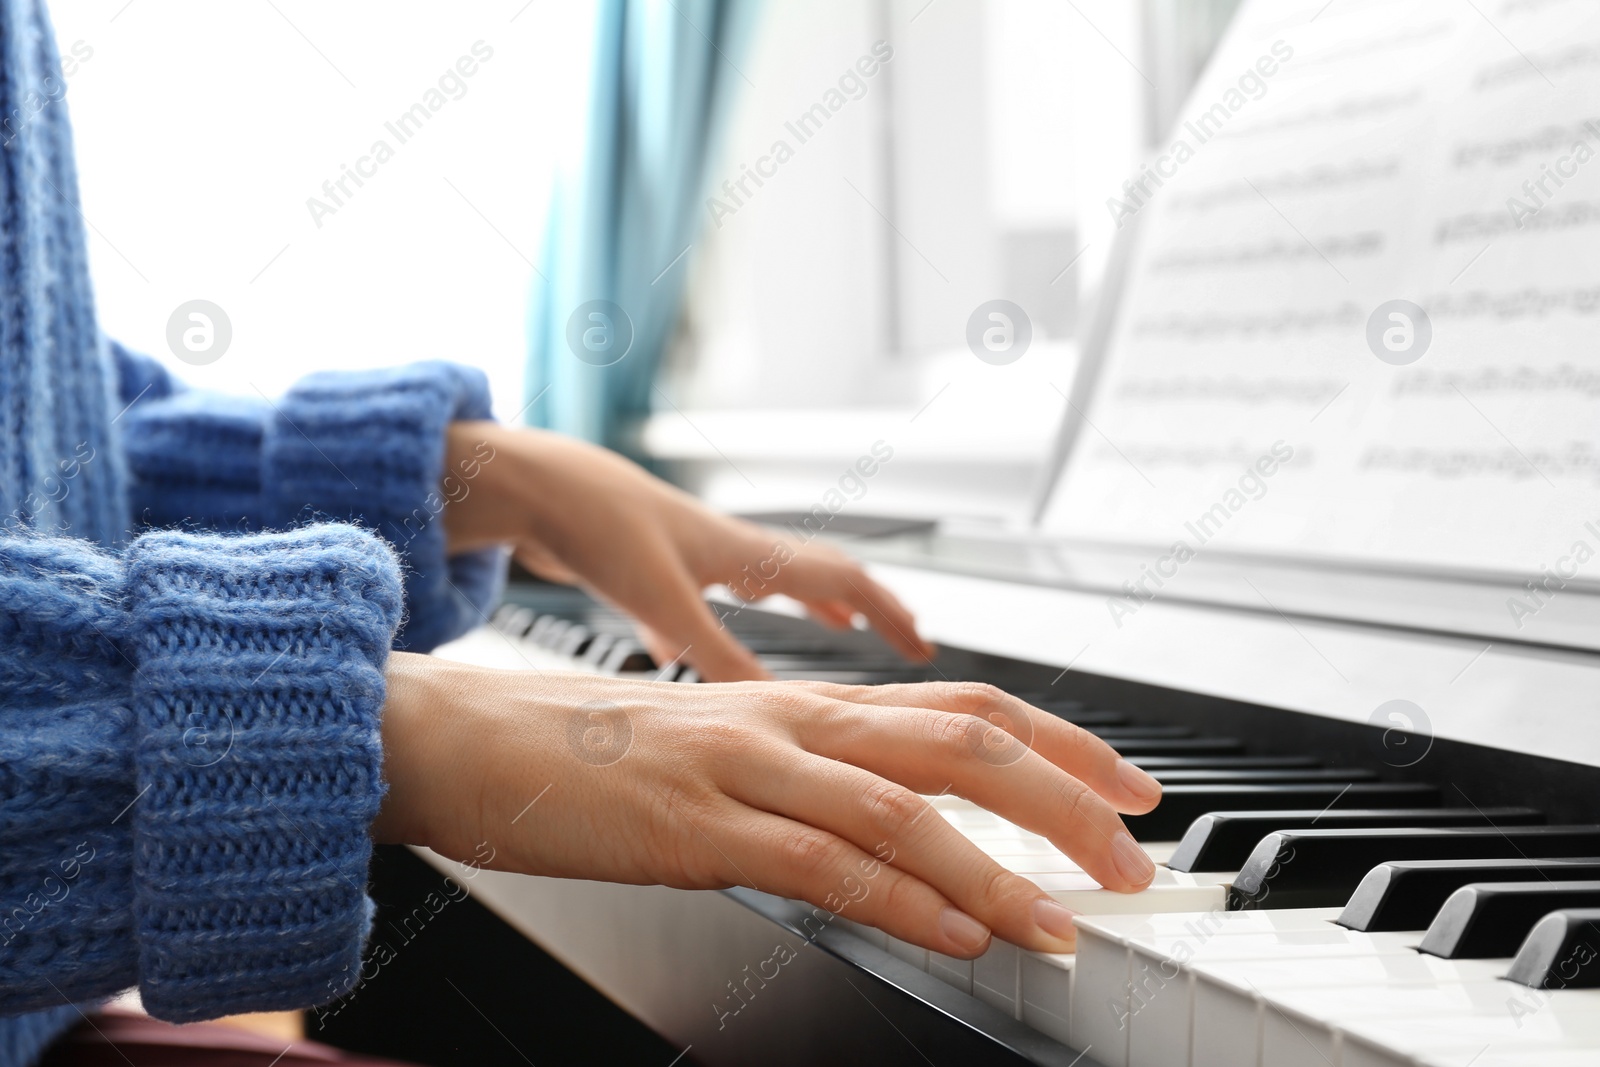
top-left (637, 343), bottom-right (1077, 466)
top-left (635, 405), bottom-right (1056, 464)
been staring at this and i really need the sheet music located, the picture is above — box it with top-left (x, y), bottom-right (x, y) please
top-left (1042, 0), bottom-right (1600, 581)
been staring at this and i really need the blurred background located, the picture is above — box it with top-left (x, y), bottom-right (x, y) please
top-left (56, 0), bottom-right (1241, 527)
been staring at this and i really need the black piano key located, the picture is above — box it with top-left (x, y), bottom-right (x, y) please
top-left (1506, 908), bottom-right (1600, 988)
top-left (1126, 782), bottom-right (1439, 842)
top-left (533, 618), bottom-right (574, 649)
top-left (525, 615), bottom-right (561, 643)
top-left (1419, 881), bottom-right (1600, 959)
top-left (1148, 768), bottom-right (1378, 786)
top-left (1338, 856), bottom-right (1597, 932)
top-left (1090, 726), bottom-right (1195, 740)
top-left (599, 642), bottom-right (653, 674)
top-left (1129, 755), bottom-right (1321, 771)
top-left (491, 604), bottom-right (536, 636)
top-left (1103, 737), bottom-right (1247, 758)
top-left (1170, 807), bottom-right (1546, 873)
top-left (555, 625), bottom-right (593, 657)
top-left (578, 632), bottom-right (617, 667)
top-left (1229, 826), bottom-right (1600, 910)
top-left (734, 640), bottom-right (854, 655)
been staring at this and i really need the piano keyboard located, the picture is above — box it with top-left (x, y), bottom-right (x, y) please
top-left (842, 792), bottom-right (1600, 1066)
top-left (417, 582), bottom-right (1600, 1067)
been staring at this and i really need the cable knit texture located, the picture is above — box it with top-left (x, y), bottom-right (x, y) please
top-left (0, 0), bottom-right (503, 1058)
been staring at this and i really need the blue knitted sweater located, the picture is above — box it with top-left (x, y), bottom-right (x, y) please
top-left (0, 1), bottom-right (504, 1062)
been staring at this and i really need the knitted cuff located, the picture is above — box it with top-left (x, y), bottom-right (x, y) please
top-left (261, 362), bottom-right (507, 652)
top-left (0, 536), bottom-right (139, 1017)
top-left (121, 390), bottom-right (269, 532)
top-left (123, 525), bottom-right (402, 1022)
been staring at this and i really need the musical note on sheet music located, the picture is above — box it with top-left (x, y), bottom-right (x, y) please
top-left (1041, 0), bottom-right (1600, 576)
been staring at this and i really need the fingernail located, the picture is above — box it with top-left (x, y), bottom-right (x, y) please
top-left (1116, 758), bottom-right (1162, 802)
top-left (1033, 897), bottom-right (1079, 942)
top-left (939, 907), bottom-right (990, 953)
top-left (1111, 830), bottom-right (1156, 885)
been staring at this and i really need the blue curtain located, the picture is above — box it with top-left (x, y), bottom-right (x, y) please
top-left (525, 0), bottom-right (762, 451)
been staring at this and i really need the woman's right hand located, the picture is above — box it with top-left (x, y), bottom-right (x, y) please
top-left (373, 654), bottom-right (1163, 957)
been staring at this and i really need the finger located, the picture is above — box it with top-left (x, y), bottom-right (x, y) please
top-left (794, 681), bottom-right (1160, 815)
top-left (802, 600), bottom-right (857, 630)
top-left (605, 558), bottom-right (771, 682)
top-left (803, 702), bottom-right (1157, 893)
top-left (512, 541), bottom-right (581, 585)
top-left (632, 624), bottom-right (685, 675)
top-left (833, 572), bottom-right (932, 662)
top-left (778, 556), bottom-right (934, 662)
top-left (731, 753), bottom-right (1082, 952)
top-left (706, 803), bottom-right (994, 959)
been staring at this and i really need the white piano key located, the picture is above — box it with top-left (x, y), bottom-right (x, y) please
top-left (1132, 926), bottom-right (1425, 964)
top-left (836, 916), bottom-right (889, 950)
top-left (494, 605), bottom-right (536, 634)
top-left (979, 838), bottom-right (1073, 855)
top-left (972, 939), bottom-right (1020, 1016)
top-left (1411, 1049), bottom-right (1600, 1067)
top-left (1086, 908), bottom-right (1346, 941)
top-left (1260, 998), bottom-right (1336, 1067)
top-left (1144, 842), bottom-right (1181, 866)
top-left (1019, 951), bottom-right (1075, 1046)
top-left (1076, 909), bottom-right (1408, 1067)
top-left (1341, 988), bottom-right (1600, 1064)
top-left (991, 852), bottom-right (1085, 873)
top-left (928, 949), bottom-right (973, 993)
top-left (1073, 915), bottom-right (1136, 1066)
top-left (988, 843), bottom-right (1185, 872)
top-left (1125, 949), bottom-right (1194, 1067)
top-left (1188, 953), bottom-right (1507, 1067)
top-left (1128, 921), bottom-right (1425, 1065)
top-left (1191, 977), bottom-right (1260, 1067)
top-left (1027, 868), bottom-right (1227, 914)
top-left (885, 936), bottom-right (928, 972)
top-left (1263, 984), bottom-right (1600, 1067)
top-left (1341, 1039), bottom-right (1439, 1067)
top-left (1180, 869), bottom-right (1237, 887)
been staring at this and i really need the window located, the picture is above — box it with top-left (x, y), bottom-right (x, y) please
top-left (52, 0), bottom-right (590, 420)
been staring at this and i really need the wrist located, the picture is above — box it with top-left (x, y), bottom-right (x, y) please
top-left (373, 652), bottom-right (452, 847)
top-left (441, 421), bottom-right (617, 555)
top-left (441, 420), bottom-right (539, 553)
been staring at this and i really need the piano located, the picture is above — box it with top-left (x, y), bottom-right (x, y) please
top-left (369, 549), bottom-right (1598, 1067)
top-left (332, 0), bottom-right (1600, 1063)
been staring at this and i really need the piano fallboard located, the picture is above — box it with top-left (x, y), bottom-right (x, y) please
top-left (405, 857), bottom-right (1097, 1067)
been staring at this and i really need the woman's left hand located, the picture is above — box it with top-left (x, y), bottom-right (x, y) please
top-left (440, 421), bottom-right (935, 681)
